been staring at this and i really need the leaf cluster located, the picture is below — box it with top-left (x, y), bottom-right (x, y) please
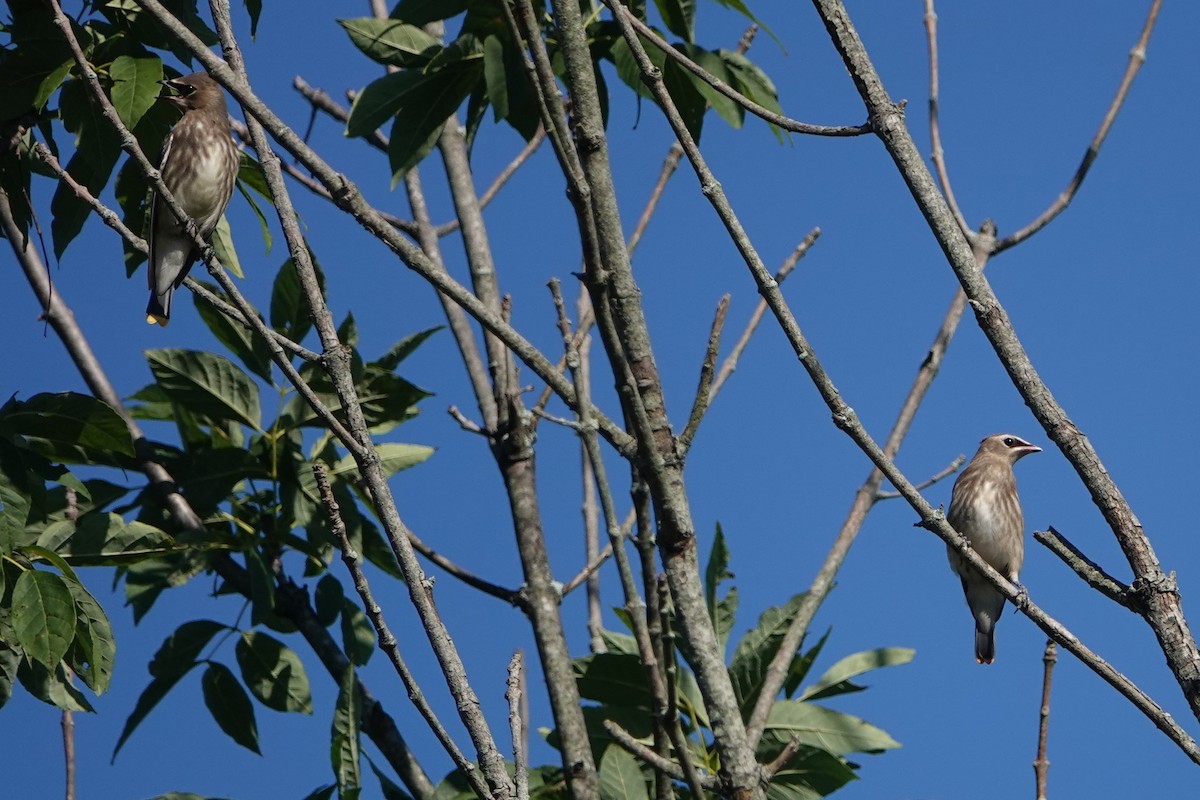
top-left (339, 0), bottom-right (784, 183)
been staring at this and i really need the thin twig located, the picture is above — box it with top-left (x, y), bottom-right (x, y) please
top-left (506, 652), bottom-right (530, 800)
top-left (1034, 639), bottom-right (1057, 800)
top-left (875, 454), bottom-right (964, 500)
top-left (448, 405), bottom-right (487, 435)
top-left (62, 692), bottom-right (75, 800)
top-left (923, 0), bottom-right (970, 239)
top-left (707, 230), bottom-right (819, 401)
top-left (656, 576), bottom-right (708, 800)
top-left (406, 527), bottom-right (521, 605)
top-left (435, 127), bottom-right (547, 237)
top-left (1034, 527), bottom-right (1134, 610)
top-left (603, 721), bottom-right (718, 790)
top-left (313, 462), bottom-right (492, 800)
top-left (561, 541), bottom-right (615, 597)
top-left (762, 736), bottom-right (803, 779)
top-left (994, 0), bottom-right (1163, 253)
top-left (678, 295), bottom-right (729, 452)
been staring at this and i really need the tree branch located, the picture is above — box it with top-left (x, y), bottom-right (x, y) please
top-left (809, 0), bottom-right (1200, 725)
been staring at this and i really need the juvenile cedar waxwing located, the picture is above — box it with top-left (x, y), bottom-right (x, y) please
top-left (146, 72), bottom-right (238, 326)
top-left (946, 433), bottom-right (1041, 664)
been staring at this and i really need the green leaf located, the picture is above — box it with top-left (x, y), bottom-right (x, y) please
top-left (235, 152), bottom-right (275, 253)
top-left (202, 661), bottom-right (261, 753)
top-left (0, 481), bottom-right (32, 555)
top-left (339, 18), bottom-right (441, 67)
top-left (390, 0), bottom-right (468, 25)
top-left (797, 647), bottom-right (915, 702)
top-left (109, 55), bottom-right (163, 130)
top-left (340, 599), bottom-right (375, 667)
top-left (368, 754), bottom-right (414, 800)
top-left (597, 627), bottom-right (638, 656)
top-left (146, 349), bottom-right (263, 432)
top-left (36, 513), bottom-right (176, 565)
top-left (598, 745), bottom-right (649, 800)
top-left (64, 579), bottom-right (116, 694)
top-left (653, 0), bottom-right (695, 43)
top-left (51, 79), bottom-right (121, 257)
top-left (763, 744), bottom-right (857, 800)
top-left (0, 639), bottom-right (20, 710)
top-left (331, 665), bottom-right (362, 798)
top-left (114, 670), bottom-right (199, 758)
top-left (314, 574), bottom-right (344, 627)
top-left (380, 63), bottom-right (482, 180)
top-left (728, 593), bottom-right (806, 713)
top-left (723, 50), bottom-right (785, 141)
top-left (270, 254), bottom-right (326, 344)
top-left (784, 629), bottom-right (830, 699)
top-left (150, 620), bottom-right (228, 680)
top-left (12, 569), bottom-right (76, 667)
top-left (331, 444), bottom-right (435, 482)
top-left (17, 656), bottom-right (94, 712)
top-left (302, 787), bottom-right (337, 800)
top-left (704, 523), bottom-right (737, 650)
top-left (661, 57), bottom-right (706, 142)
top-left (211, 214), bottom-right (243, 278)
top-left (193, 283), bottom-right (275, 382)
top-left (244, 0), bottom-right (263, 37)
top-left (235, 630), bottom-right (313, 713)
top-left (0, 392), bottom-right (134, 460)
top-left (115, 619), bottom-right (226, 756)
top-left (574, 653), bottom-right (651, 709)
top-left (679, 44), bottom-right (743, 128)
top-left (763, 700), bottom-right (901, 756)
top-left (246, 549), bottom-right (276, 627)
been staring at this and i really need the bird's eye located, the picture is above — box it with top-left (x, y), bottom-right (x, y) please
top-left (1003, 437), bottom-right (1019, 447)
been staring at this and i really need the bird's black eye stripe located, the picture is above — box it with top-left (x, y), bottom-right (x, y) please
top-left (1003, 437), bottom-right (1020, 447)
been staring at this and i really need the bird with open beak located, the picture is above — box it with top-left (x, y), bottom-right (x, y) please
top-left (946, 433), bottom-right (1041, 664)
top-left (146, 72), bottom-right (238, 326)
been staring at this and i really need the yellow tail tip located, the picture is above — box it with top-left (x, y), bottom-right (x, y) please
top-left (146, 314), bottom-right (169, 327)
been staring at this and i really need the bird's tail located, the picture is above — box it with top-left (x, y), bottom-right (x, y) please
top-left (975, 625), bottom-right (996, 665)
top-left (146, 292), bottom-right (171, 326)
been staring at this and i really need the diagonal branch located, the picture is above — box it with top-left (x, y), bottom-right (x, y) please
top-left (809, 0), bottom-right (1200, 726)
top-left (993, 0), bottom-right (1162, 253)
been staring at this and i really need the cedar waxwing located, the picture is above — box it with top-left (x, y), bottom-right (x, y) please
top-left (146, 72), bottom-right (238, 326)
top-left (946, 433), bottom-right (1041, 664)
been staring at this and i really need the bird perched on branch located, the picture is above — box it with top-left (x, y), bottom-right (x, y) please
top-left (946, 433), bottom-right (1041, 664)
top-left (146, 72), bottom-right (238, 326)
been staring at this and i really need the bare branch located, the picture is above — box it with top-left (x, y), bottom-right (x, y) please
top-left (994, 0), bottom-right (1163, 252)
top-left (923, 0), bottom-right (971, 238)
top-left (809, 0), bottom-right (1200, 731)
top-left (602, 720), bottom-right (718, 791)
top-left (678, 295), bottom-right (730, 452)
top-left (1034, 640), bottom-right (1058, 800)
top-left (506, 652), bottom-right (530, 800)
top-left (874, 454), bottom-right (964, 500)
top-left (314, 462), bottom-right (491, 800)
top-left (1034, 527), bottom-right (1134, 610)
top-left (707, 229), bottom-right (819, 401)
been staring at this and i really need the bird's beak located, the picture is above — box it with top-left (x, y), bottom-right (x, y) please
top-left (157, 79), bottom-right (183, 100)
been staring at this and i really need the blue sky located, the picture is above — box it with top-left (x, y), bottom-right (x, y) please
top-left (3, 1), bottom-right (1199, 798)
